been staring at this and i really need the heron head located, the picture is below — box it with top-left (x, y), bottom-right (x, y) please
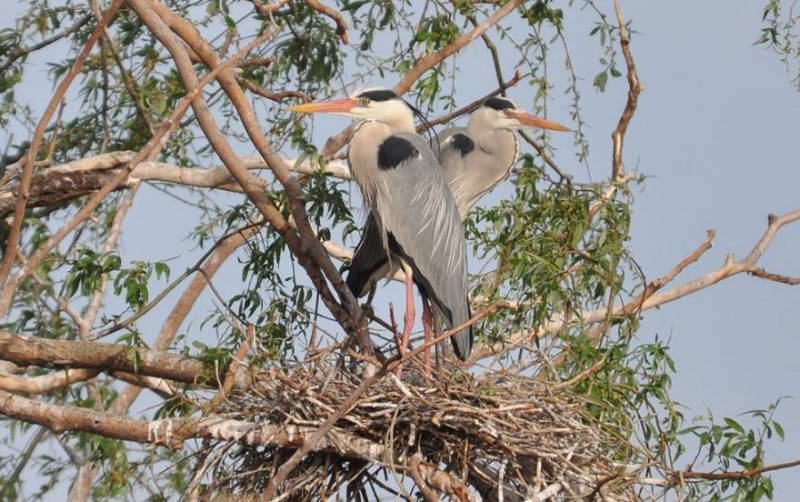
top-left (289, 89), bottom-right (415, 132)
top-left (476, 96), bottom-right (570, 132)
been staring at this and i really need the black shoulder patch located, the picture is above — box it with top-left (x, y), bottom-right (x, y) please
top-left (449, 133), bottom-right (474, 156)
top-left (357, 89), bottom-right (399, 102)
top-left (378, 136), bottom-right (418, 170)
top-left (483, 96), bottom-right (515, 110)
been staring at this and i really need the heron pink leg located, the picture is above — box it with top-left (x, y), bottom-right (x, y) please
top-left (422, 299), bottom-right (434, 382)
top-left (397, 262), bottom-right (415, 377)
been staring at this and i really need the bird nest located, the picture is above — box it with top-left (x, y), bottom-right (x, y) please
top-left (190, 357), bottom-right (642, 501)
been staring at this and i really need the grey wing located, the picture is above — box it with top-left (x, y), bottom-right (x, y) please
top-left (345, 212), bottom-right (392, 298)
top-left (377, 133), bottom-right (473, 359)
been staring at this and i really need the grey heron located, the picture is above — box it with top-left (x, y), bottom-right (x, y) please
top-left (346, 97), bottom-right (569, 353)
top-left (290, 89), bottom-right (472, 368)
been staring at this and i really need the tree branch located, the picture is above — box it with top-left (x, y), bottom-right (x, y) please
top-left (305, 0), bottom-right (350, 44)
top-left (140, 0), bottom-right (370, 354)
top-left (0, 0), bottom-right (124, 302)
top-left (610, 0), bottom-right (642, 180)
top-left (0, 13), bottom-right (94, 75)
top-left (0, 390), bottom-right (474, 500)
top-left (0, 331), bottom-right (230, 386)
top-left (470, 209), bottom-right (800, 362)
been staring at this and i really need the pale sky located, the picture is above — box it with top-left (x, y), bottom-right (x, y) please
top-left (4, 0), bottom-right (800, 499)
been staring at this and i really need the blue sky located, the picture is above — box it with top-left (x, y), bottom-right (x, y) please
top-left (4, 0), bottom-right (800, 498)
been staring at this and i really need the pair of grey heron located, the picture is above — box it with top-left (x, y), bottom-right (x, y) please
top-left (290, 89), bottom-right (568, 369)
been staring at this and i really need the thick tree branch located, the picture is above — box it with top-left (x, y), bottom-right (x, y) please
top-left (0, 390), bottom-right (475, 500)
top-left (0, 331), bottom-right (230, 386)
top-left (0, 30), bottom-right (270, 318)
top-left (140, 0), bottom-right (370, 354)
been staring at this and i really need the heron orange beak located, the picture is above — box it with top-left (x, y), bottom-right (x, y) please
top-left (514, 111), bottom-right (571, 132)
top-left (289, 98), bottom-right (358, 115)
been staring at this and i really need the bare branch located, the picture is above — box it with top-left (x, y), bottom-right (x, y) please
top-left (471, 210), bottom-right (800, 362)
top-left (0, 331), bottom-right (225, 385)
top-left (0, 388), bottom-right (473, 499)
top-left (305, 0), bottom-right (350, 44)
top-left (140, 1), bottom-right (370, 353)
top-left (610, 0), bottom-right (642, 180)
top-left (0, 369), bottom-right (99, 394)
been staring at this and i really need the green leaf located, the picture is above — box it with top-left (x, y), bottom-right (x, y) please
top-left (593, 71), bottom-right (608, 92)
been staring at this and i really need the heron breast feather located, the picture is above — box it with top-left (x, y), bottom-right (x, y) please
top-left (377, 136), bottom-right (419, 170)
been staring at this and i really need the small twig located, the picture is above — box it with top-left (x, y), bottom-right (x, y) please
top-left (238, 76), bottom-right (310, 103)
top-left (748, 267), bottom-right (800, 285)
top-left (675, 458), bottom-right (800, 481)
top-left (305, 0), bottom-right (350, 44)
top-left (0, 13), bottom-right (93, 74)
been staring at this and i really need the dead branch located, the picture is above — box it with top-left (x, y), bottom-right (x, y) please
top-left (305, 0), bottom-right (350, 44)
top-left (470, 209), bottom-right (800, 362)
top-left (610, 0), bottom-right (642, 180)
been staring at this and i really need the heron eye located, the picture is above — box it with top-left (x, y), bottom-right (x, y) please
top-left (360, 98), bottom-right (371, 106)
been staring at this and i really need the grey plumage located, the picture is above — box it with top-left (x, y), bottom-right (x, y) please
top-left (346, 96), bottom-right (568, 361)
top-left (291, 90), bottom-right (475, 360)
top-left (348, 120), bottom-right (473, 360)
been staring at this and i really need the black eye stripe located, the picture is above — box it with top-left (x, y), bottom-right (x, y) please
top-left (483, 97), bottom-right (515, 110)
top-left (356, 90), bottom-right (399, 102)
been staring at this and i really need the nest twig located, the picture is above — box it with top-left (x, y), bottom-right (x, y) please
top-left (187, 352), bottom-right (646, 501)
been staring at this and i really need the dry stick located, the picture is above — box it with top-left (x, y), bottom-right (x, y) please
top-left (305, 0), bottom-right (350, 44)
top-left (610, 0), bottom-right (642, 181)
top-left (260, 306), bottom-right (497, 499)
top-left (322, 0), bottom-right (529, 158)
top-left (469, 209), bottom-right (800, 363)
top-left (0, 31), bottom-right (271, 319)
top-left (144, 2), bottom-right (369, 351)
top-left (676, 458), bottom-right (800, 482)
top-left (0, 0), bottom-right (124, 298)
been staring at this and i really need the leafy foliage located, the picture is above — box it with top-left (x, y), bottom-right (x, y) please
top-left (0, 0), bottom-right (792, 500)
